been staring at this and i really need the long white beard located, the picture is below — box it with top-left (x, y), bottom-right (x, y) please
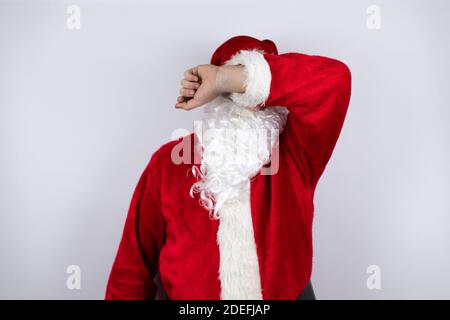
top-left (190, 95), bottom-right (288, 219)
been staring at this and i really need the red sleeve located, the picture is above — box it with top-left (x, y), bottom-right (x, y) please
top-left (227, 50), bottom-right (352, 185)
top-left (105, 155), bottom-right (165, 300)
top-left (263, 52), bottom-right (352, 184)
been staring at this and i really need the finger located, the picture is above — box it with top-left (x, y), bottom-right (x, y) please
top-left (180, 79), bottom-right (200, 89)
top-left (175, 98), bottom-right (202, 110)
top-left (175, 100), bottom-right (188, 108)
top-left (183, 98), bottom-right (203, 110)
top-left (184, 68), bottom-right (199, 82)
top-left (179, 88), bottom-right (195, 97)
top-left (175, 94), bottom-right (200, 109)
top-left (176, 96), bottom-right (202, 110)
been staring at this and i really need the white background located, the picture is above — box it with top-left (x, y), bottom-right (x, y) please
top-left (0, 0), bottom-right (449, 299)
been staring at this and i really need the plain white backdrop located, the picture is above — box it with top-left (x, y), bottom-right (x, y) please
top-left (0, 0), bottom-right (449, 299)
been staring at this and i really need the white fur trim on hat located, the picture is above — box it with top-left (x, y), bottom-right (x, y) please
top-left (225, 50), bottom-right (272, 108)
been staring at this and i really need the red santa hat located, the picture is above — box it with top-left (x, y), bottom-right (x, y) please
top-left (209, 35), bottom-right (278, 109)
top-left (210, 35), bottom-right (278, 66)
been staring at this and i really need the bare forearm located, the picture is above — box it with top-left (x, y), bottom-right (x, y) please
top-left (216, 65), bottom-right (246, 94)
top-left (176, 64), bottom-right (247, 110)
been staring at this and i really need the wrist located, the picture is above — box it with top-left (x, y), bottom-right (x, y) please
top-left (216, 65), bottom-right (246, 94)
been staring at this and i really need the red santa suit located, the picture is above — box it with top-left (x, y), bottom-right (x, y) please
top-left (105, 36), bottom-right (352, 300)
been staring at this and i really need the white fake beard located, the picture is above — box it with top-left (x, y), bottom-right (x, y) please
top-left (190, 95), bottom-right (288, 219)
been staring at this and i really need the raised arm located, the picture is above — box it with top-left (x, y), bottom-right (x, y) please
top-left (226, 50), bottom-right (352, 185)
top-left (175, 49), bottom-right (351, 185)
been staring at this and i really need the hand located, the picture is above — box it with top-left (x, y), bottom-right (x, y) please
top-left (175, 64), bottom-right (220, 110)
top-left (175, 64), bottom-right (246, 110)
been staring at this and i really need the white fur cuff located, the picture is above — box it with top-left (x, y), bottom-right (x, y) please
top-left (225, 50), bottom-right (272, 108)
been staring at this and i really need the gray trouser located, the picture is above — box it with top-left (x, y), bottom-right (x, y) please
top-left (296, 280), bottom-right (316, 300)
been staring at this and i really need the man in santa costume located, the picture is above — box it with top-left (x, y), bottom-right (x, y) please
top-left (105, 35), bottom-right (351, 300)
